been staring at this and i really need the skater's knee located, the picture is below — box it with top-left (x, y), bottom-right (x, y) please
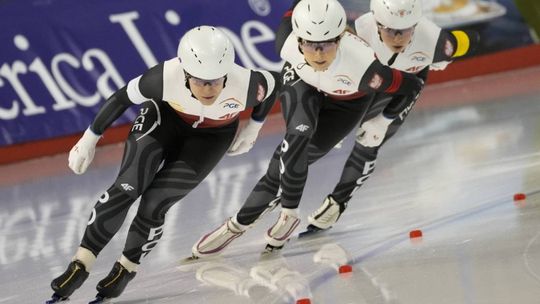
top-left (113, 178), bottom-right (144, 199)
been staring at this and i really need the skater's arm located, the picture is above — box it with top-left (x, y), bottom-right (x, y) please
top-left (381, 67), bottom-right (428, 118)
top-left (359, 60), bottom-right (424, 97)
top-left (69, 63), bottom-right (164, 175)
top-left (90, 63), bottom-right (164, 135)
top-left (246, 70), bottom-right (280, 122)
top-left (433, 29), bottom-right (480, 63)
top-left (227, 70), bottom-right (280, 156)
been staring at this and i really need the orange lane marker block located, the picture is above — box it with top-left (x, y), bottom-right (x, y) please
top-left (296, 298), bottom-right (312, 304)
top-left (513, 193), bottom-right (526, 201)
top-left (409, 229), bottom-right (423, 239)
top-left (338, 264), bottom-right (353, 274)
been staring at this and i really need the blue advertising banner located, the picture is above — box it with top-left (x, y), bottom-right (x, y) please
top-left (0, 0), bottom-right (287, 146)
top-left (0, 0), bottom-right (534, 148)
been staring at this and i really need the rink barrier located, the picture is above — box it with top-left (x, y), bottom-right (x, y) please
top-left (1, 44), bottom-right (539, 165)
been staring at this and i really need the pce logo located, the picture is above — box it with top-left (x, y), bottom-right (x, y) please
top-left (223, 103), bottom-right (240, 109)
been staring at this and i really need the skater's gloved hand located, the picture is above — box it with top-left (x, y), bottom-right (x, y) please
top-left (357, 113), bottom-right (393, 147)
top-left (68, 127), bottom-right (101, 174)
top-left (227, 119), bottom-right (264, 156)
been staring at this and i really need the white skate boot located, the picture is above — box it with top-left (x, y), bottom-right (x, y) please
top-left (264, 208), bottom-right (300, 252)
top-left (192, 216), bottom-right (247, 258)
top-left (302, 196), bottom-right (347, 237)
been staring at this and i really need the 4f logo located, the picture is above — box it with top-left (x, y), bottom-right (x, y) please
top-left (121, 183), bottom-right (134, 191)
top-left (295, 124), bottom-right (310, 132)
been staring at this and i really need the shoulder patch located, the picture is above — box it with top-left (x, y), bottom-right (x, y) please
top-left (444, 39), bottom-right (454, 57)
top-left (369, 73), bottom-right (383, 90)
top-left (256, 83), bottom-right (266, 102)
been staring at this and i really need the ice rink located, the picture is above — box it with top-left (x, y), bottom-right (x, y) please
top-left (1, 65), bottom-right (540, 304)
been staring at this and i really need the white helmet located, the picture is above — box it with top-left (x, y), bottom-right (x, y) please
top-left (177, 26), bottom-right (235, 80)
top-left (292, 0), bottom-right (347, 41)
top-left (371, 0), bottom-right (422, 30)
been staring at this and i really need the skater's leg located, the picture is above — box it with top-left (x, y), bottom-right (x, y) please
top-left (50, 100), bottom-right (167, 299)
top-left (308, 92), bottom-right (417, 231)
top-left (96, 124), bottom-right (236, 298)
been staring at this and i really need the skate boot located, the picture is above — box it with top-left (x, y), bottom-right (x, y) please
top-left (92, 261), bottom-right (136, 301)
top-left (192, 216), bottom-right (247, 258)
top-left (307, 195), bottom-right (347, 231)
top-left (264, 208), bottom-right (300, 252)
top-left (48, 260), bottom-right (89, 302)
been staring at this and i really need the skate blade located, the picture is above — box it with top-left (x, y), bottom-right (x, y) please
top-left (261, 243), bottom-right (284, 255)
top-left (88, 295), bottom-right (110, 304)
top-left (45, 295), bottom-right (69, 303)
top-left (177, 255), bottom-right (221, 271)
top-left (298, 225), bottom-right (330, 238)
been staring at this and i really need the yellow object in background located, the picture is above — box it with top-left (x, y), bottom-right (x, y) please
top-left (514, 0), bottom-right (540, 42)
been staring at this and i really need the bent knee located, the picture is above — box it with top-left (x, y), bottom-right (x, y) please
top-left (113, 179), bottom-right (143, 199)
